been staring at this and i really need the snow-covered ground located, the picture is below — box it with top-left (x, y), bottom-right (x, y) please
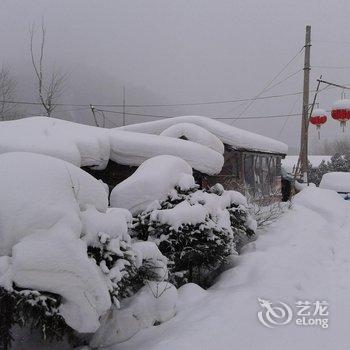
top-left (4, 152), bottom-right (349, 350)
top-left (109, 187), bottom-right (350, 350)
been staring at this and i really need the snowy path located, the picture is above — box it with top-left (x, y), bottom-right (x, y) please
top-left (113, 189), bottom-right (350, 350)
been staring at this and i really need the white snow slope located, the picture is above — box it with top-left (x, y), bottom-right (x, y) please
top-left (120, 115), bottom-right (288, 154)
top-left (109, 187), bottom-right (350, 350)
top-left (0, 117), bottom-right (223, 175)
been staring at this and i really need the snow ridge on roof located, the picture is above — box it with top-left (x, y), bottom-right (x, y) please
top-left (0, 117), bottom-right (223, 175)
top-left (119, 116), bottom-right (288, 155)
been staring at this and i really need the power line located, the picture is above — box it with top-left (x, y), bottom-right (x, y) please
top-left (231, 47), bottom-right (305, 121)
top-left (93, 90), bottom-right (306, 108)
top-left (0, 90), bottom-right (307, 109)
top-left (312, 65), bottom-right (350, 70)
top-left (313, 39), bottom-right (350, 46)
top-left (95, 107), bottom-right (302, 121)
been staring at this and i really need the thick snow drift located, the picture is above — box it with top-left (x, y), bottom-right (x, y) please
top-left (111, 187), bottom-right (350, 350)
top-left (0, 117), bottom-right (223, 175)
top-left (109, 129), bottom-right (223, 175)
top-left (0, 117), bottom-right (109, 169)
top-left (120, 115), bottom-right (288, 154)
top-left (90, 281), bottom-right (177, 348)
top-left (110, 155), bottom-right (194, 214)
top-left (319, 171), bottom-right (350, 193)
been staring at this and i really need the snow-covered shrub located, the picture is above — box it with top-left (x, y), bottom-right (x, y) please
top-left (132, 182), bottom-right (255, 288)
top-left (0, 286), bottom-right (72, 350)
top-left (308, 153), bottom-right (350, 186)
top-left (0, 153), bottom-right (171, 349)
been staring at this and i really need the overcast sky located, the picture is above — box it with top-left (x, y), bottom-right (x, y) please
top-left (1, 0), bottom-right (350, 152)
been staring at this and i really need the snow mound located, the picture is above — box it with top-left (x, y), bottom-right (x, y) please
top-left (0, 152), bottom-right (135, 333)
top-left (0, 152), bottom-right (108, 255)
top-left (319, 171), bottom-right (350, 193)
top-left (109, 129), bottom-right (223, 175)
top-left (0, 117), bottom-right (109, 169)
top-left (0, 117), bottom-right (223, 175)
top-left (160, 122), bottom-right (224, 154)
top-left (177, 283), bottom-right (207, 309)
top-left (90, 281), bottom-right (177, 348)
top-left (110, 155), bottom-right (195, 214)
top-left (11, 225), bottom-right (110, 333)
top-left (120, 115), bottom-right (288, 154)
top-left (294, 187), bottom-right (348, 224)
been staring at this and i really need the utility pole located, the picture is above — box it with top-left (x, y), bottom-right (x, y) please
top-left (122, 85), bottom-right (126, 126)
top-left (298, 25), bottom-right (311, 183)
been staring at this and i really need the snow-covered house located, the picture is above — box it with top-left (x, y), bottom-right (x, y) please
top-left (0, 116), bottom-right (287, 200)
top-left (118, 117), bottom-right (288, 200)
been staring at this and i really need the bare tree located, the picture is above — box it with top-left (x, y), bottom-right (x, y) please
top-left (0, 66), bottom-right (21, 121)
top-left (30, 22), bottom-right (68, 117)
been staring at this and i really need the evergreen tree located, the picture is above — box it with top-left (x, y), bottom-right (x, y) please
top-left (132, 183), bottom-right (255, 288)
top-left (0, 286), bottom-right (72, 350)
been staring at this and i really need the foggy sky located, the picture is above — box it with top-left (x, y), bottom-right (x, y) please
top-left (1, 0), bottom-right (350, 153)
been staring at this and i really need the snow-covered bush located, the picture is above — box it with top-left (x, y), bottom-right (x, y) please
top-left (0, 285), bottom-right (71, 350)
top-left (308, 153), bottom-right (350, 186)
top-left (132, 182), bottom-right (256, 288)
top-left (0, 153), bottom-right (171, 349)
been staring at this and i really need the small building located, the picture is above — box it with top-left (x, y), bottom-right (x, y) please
top-left (199, 146), bottom-right (284, 200)
top-left (113, 116), bottom-right (288, 201)
top-left (0, 116), bottom-right (287, 201)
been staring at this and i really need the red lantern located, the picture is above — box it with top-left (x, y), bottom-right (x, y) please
top-left (310, 108), bottom-right (327, 139)
top-left (331, 99), bottom-right (350, 132)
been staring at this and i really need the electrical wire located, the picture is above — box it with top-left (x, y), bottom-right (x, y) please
top-left (95, 107), bottom-right (302, 121)
top-left (0, 89), bottom-right (307, 109)
top-left (229, 47), bottom-right (305, 121)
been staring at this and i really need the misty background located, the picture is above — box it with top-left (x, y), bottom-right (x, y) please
top-left (1, 0), bottom-right (350, 154)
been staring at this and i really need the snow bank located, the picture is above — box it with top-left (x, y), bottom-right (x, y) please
top-left (109, 187), bottom-right (350, 350)
top-left (0, 117), bottom-right (223, 175)
top-left (90, 281), bottom-right (177, 348)
top-left (319, 171), bottom-right (350, 193)
top-left (120, 115), bottom-right (288, 154)
top-left (110, 155), bottom-right (195, 214)
top-left (294, 186), bottom-right (348, 224)
top-left (160, 122), bottom-right (224, 154)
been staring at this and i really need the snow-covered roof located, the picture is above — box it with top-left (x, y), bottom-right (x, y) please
top-left (0, 117), bottom-right (223, 175)
top-left (282, 155), bottom-right (331, 173)
top-left (319, 172), bottom-right (350, 193)
top-left (119, 116), bottom-right (288, 155)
